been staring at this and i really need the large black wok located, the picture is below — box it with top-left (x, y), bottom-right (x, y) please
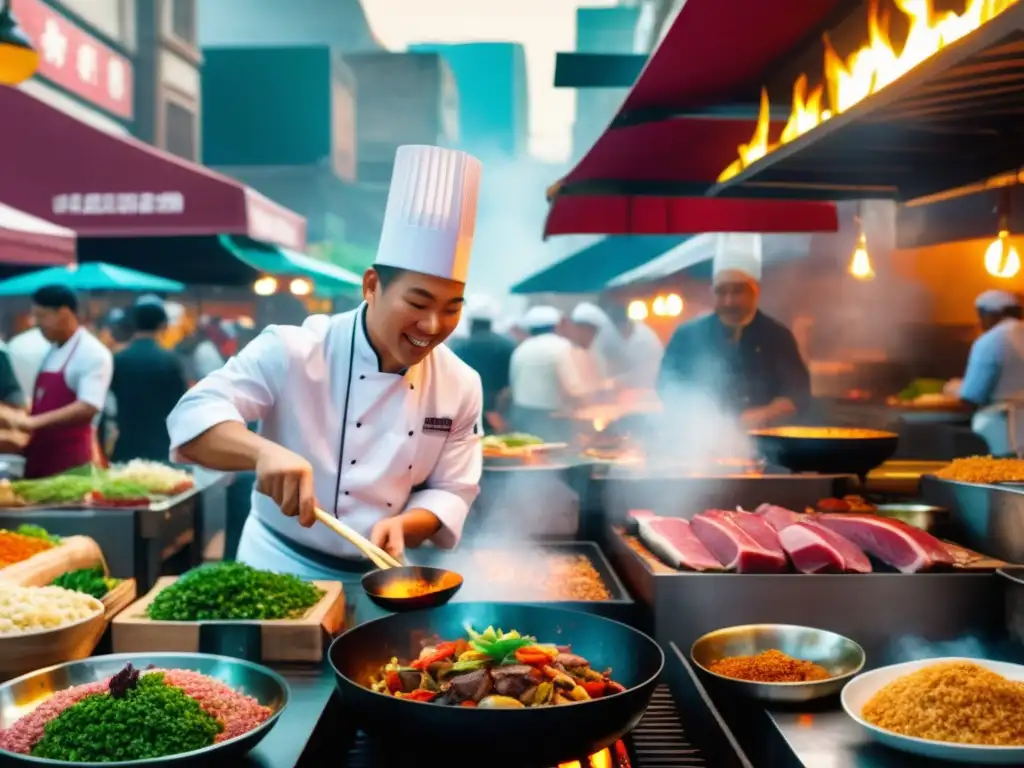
top-left (751, 426), bottom-right (898, 478)
top-left (328, 602), bottom-right (664, 767)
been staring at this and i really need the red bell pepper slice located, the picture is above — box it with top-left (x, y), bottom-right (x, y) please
top-left (386, 672), bottom-right (402, 694)
top-left (514, 647), bottom-right (553, 666)
top-left (460, 700), bottom-right (477, 707)
top-left (402, 689), bottom-right (439, 702)
top-left (582, 681), bottom-right (606, 698)
top-left (411, 641), bottom-right (458, 669)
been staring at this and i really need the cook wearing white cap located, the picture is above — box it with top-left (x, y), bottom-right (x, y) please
top-left (960, 290), bottom-right (1024, 454)
top-left (563, 302), bottom-right (612, 395)
top-left (657, 234), bottom-right (810, 428)
top-left (167, 145), bottom-right (485, 586)
top-left (595, 295), bottom-right (664, 392)
top-left (507, 306), bottom-right (586, 441)
top-left (448, 295), bottom-right (516, 431)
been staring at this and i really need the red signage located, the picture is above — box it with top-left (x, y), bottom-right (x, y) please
top-left (11, 0), bottom-right (134, 120)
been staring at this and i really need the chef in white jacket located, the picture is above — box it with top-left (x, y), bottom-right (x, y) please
top-left (166, 145), bottom-right (484, 580)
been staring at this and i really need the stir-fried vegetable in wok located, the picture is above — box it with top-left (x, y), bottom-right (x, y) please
top-left (368, 624), bottom-right (627, 707)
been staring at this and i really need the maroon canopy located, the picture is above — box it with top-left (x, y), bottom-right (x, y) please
top-left (0, 203), bottom-right (75, 266)
top-left (0, 87), bottom-right (307, 252)
top-left (545, 0), bottom-right (846, 237)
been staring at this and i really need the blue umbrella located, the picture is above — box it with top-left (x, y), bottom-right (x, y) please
top-left (0, 263), bottom-right (185, 296)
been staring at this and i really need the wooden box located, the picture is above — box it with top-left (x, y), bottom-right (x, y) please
top-left (112, 577), bottom-right (345, 663)
top-left (0, 535), bottom-right (105, 586)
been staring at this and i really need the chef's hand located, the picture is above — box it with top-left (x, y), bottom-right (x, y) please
top-left (255, 444), bottom-right (317, 527)
top-left (370, 516), bottom-right (406, 561)
top-left (369, 509), bottom-right (442, 561)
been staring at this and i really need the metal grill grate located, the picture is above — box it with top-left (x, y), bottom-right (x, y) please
top-left (340, 684), bottom-right (709, 767)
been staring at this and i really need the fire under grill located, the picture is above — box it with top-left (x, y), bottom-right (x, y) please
top-left (335, 686), bottom-right (715, 768)
top-left (709, 1), bottom-right (1024, 202)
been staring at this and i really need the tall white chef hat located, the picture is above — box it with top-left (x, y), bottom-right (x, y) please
top-left (712, 233), bottom-right (763, 284)
top-left (975, 289), bottom-right (1021, 312)
top-left (375, 145), bottom-right (483, 283)
top-left (523, 305), bottom-right (561, 330)
top-left (570, 302), bottom-right (610, 328)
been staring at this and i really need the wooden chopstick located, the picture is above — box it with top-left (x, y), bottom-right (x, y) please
top-left (313, 508), bottom-right (403, 569)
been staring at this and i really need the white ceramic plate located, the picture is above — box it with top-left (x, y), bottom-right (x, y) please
top-left (841, 657), bottom-right (1024, 764)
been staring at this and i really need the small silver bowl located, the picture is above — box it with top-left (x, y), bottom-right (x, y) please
top-left (690, 624), bottom-right (866, 703)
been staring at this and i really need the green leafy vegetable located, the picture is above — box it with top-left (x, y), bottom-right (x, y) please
top-left (31, 673), bottom-right (221, 762)
top-left (12, 475), bottom-right (94, 504)
top-left (51, 567), bottom-right (119, 599)
top-left (146, 561), bottom-right (324, 621)
top-left (463, 623), bottom-right (536, 660)
top-left (14, 524), bottom-right (61, 545)
top-left (94, 478), bottom-right (151, 500)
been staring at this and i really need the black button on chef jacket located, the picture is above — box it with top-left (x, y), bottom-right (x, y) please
top-left (656, 311), bottom-right (810, 416)
top-left (110, 338), bottom-right (189, 462)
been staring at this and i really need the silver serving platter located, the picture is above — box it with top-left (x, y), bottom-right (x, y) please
top-left (0, 653), bottom-right (289, 766)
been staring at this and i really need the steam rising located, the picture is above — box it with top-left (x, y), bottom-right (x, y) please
top-left (889, 635), bottom-right (988, 664)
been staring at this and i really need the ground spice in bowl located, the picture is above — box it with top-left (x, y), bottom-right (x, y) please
top-left (709, 649), bottom-right (832, 683)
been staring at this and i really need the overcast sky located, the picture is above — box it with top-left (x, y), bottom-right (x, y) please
top-left (360, 0), bottom-right (620, 162)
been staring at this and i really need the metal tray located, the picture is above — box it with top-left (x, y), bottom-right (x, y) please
top-left (607, 528), bottom-right (1004, 659)
top-left (418, 541), bottom-right (636, 623)
top-left (920, 474), bottom-right (1024, 564)
top-left (0, 652), bottom-right (289, 766)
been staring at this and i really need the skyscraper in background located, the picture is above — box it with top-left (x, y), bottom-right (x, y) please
top-left (197, 0), bottom-right (380, 50)
top-left (572, 5), bottom-right (641, 162)
top-left (409, 42), bottom-right (529, 159)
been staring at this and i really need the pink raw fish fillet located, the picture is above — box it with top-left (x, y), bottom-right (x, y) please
top-left (816, 513), bottom-right (953, 573)
top-left (691, 513), bottom-right (788, 573)
top-left (779, 521), bottom-right (872, 574)
top-left (638, 516), bottom-right (722, 571)
top-left (754, 503), bottom-right (803, 531)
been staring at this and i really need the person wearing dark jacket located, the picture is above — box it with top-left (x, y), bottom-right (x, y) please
top-left (657, 235), bottom-right (810, 428)
top-left (448, 301), bottom-right (516, 431)
top-left (109, 301), bottom-right (188, 462)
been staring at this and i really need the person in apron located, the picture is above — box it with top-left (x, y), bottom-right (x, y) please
top-left (166, 146), bottom-right (485, 614)
top-left (21, 285), bottom-right (113, 479)
top-left (959, 290), bottom-right (1024, 455)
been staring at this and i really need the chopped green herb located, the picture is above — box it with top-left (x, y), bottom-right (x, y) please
top-left (51, 567), bottom-right (119, 599)
top-left (146, 561), bottom-right (324, 621)
top-left (31, 673), bottom-right (221, 762)
top-left (12, 475), bottom-right (94, 505)
top-left (14, 524), bottom-right (61, 545)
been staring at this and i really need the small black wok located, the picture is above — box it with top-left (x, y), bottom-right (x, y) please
top-left (361, 565), bottom-right (463, 612)
top-left (751, 426), bottom-right (899, 478)
top-left (328, 602), bottom-right (664, 767)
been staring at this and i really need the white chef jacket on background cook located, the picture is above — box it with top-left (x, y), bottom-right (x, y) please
top-left (166, 144), bottom-right (485, 567)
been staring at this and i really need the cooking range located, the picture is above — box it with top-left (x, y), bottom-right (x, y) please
top-left (295, 645), bottom-right (750, 768)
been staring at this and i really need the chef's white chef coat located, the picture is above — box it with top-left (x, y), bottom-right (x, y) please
top-left (167, 305), bottom-right (484, 560)
top-left (509, 332), bottom-right (583, 410)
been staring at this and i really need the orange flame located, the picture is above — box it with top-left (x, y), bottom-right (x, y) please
top-left (719, 0), bottom-right (1019, 182)
top-left (559, 748), bottom-right (614, 768)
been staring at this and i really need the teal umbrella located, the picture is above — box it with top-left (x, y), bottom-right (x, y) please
top-left (0, 262), bottom-right (185, 296)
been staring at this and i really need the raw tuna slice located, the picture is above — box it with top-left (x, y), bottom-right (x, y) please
top-left (816, 514), bottom-right (955, 573)
top-left (691, 513), bottom-right (788, 573)
top-left (754, 503), bottom-right (803, 531)
top-left (704, 509), bottom-right (785, 555)
top-left (626, 509), bottom-right (657, 534)
top-left (779, 521), bottom-right (872, 574)
top-left (638, 517), bottom-right (722, 572)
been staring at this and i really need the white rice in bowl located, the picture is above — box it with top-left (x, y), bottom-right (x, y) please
top-left (0, 584), bottom-right (104, 635)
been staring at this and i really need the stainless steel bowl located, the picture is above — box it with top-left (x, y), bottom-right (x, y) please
top-left (0, 652), bottom-right (289, 766)
top-left (873, 503), bottom-right (950, 533)
top-left (690, 624), bottom-right (866, 703)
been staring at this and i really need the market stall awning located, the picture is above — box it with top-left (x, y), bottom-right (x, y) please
top-left (0, 202), bottom-right (75, 266)
top-left (544, 0), bottom-right (848, 237)
top-left (0, 87), bottom-right (307, 252)
top-left (607, 234), bottom-right (812, 288)
top-left (510, 235), bottom-right (686, 294)
top-left (219, 236), bottom-right (361, 294)
top-left (0, 262), bottom-right (184, 296)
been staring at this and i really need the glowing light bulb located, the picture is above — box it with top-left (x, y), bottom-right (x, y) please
top-left (253, 276), bottom-right (277, 296)
top-left (627, 300), bottom-right (648, 321)
top-left (289, 278), bottom-right (312, 296)
top-left (848, 233), bottom-right (874, 280)
top-left (664, 293), bottom-right (684, 317)
top-left (984, 230), bottom-right (1022, 279)
top-left (652, 295), bottom-right (668, 316)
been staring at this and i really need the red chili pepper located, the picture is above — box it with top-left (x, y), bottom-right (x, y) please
top-left (386, 672), bottom-right (402, 694)
top-left (411, 642), bottom-right (458, 669)
top-left (402, 689), bottom-right (439, 702)
top-left (460, 700), bottom-right (477, 707)
top-left (582, 681), bottom-right (606, 698)
top-left (515, 648), bottom-right (553, 666)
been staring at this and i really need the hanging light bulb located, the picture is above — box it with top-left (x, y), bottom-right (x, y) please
top-left (849, 231), bottom-right (874, 280)
top-left (985, 187), bottom-right (1021, 279)
top-left (627, 300), bottom-right (648, 321)
top-left (984, 230), bottom-right (1021, 279)
top-left (253, 276), bottom-right (277, 296)
top-left (664, 293), bottom-right (684, 317)
top-left (0, 2), bottom-right (39, 86)
top-left (652, 295), bottom-right (668, 316)
top-left (289, 278), bottom-right (312, 296)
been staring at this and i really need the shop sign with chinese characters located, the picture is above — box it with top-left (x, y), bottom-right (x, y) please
top-left (52, 192), bottom-right (184, 216)
top-left (12, 0), bottom-right (134, 120)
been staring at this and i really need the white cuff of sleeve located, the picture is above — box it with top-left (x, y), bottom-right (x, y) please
top-left (404, 489), bottom-right (469, 549)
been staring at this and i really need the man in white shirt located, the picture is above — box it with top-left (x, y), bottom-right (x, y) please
top-left (596, 296), bottom-right (665, 391)
top-left (6, 325), bottom-right (50, 405)
top-left (18, 285), bottom-right (113, 477)
top-left (508, 306), bottom-right (590, 440)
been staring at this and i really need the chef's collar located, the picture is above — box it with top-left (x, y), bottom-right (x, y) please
top-left (355, 304), bottom-right (408, 376)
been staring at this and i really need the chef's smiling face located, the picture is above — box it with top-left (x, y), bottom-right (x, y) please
top-left (712, 276), bottom-right (759, 329)
top-left (364, 266), bottom-right (465, 371)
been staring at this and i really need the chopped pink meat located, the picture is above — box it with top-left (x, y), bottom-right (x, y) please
top-left (815, 513), bottom-right (954, 573)
top-left (779, 521), bottom-right (872, 574)
top-left (691, 512), bottom-right (788, 573)
top-left (638, 517), bottom-right (722, 572)
top-left (754, 503), bottom-right (803, 531)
